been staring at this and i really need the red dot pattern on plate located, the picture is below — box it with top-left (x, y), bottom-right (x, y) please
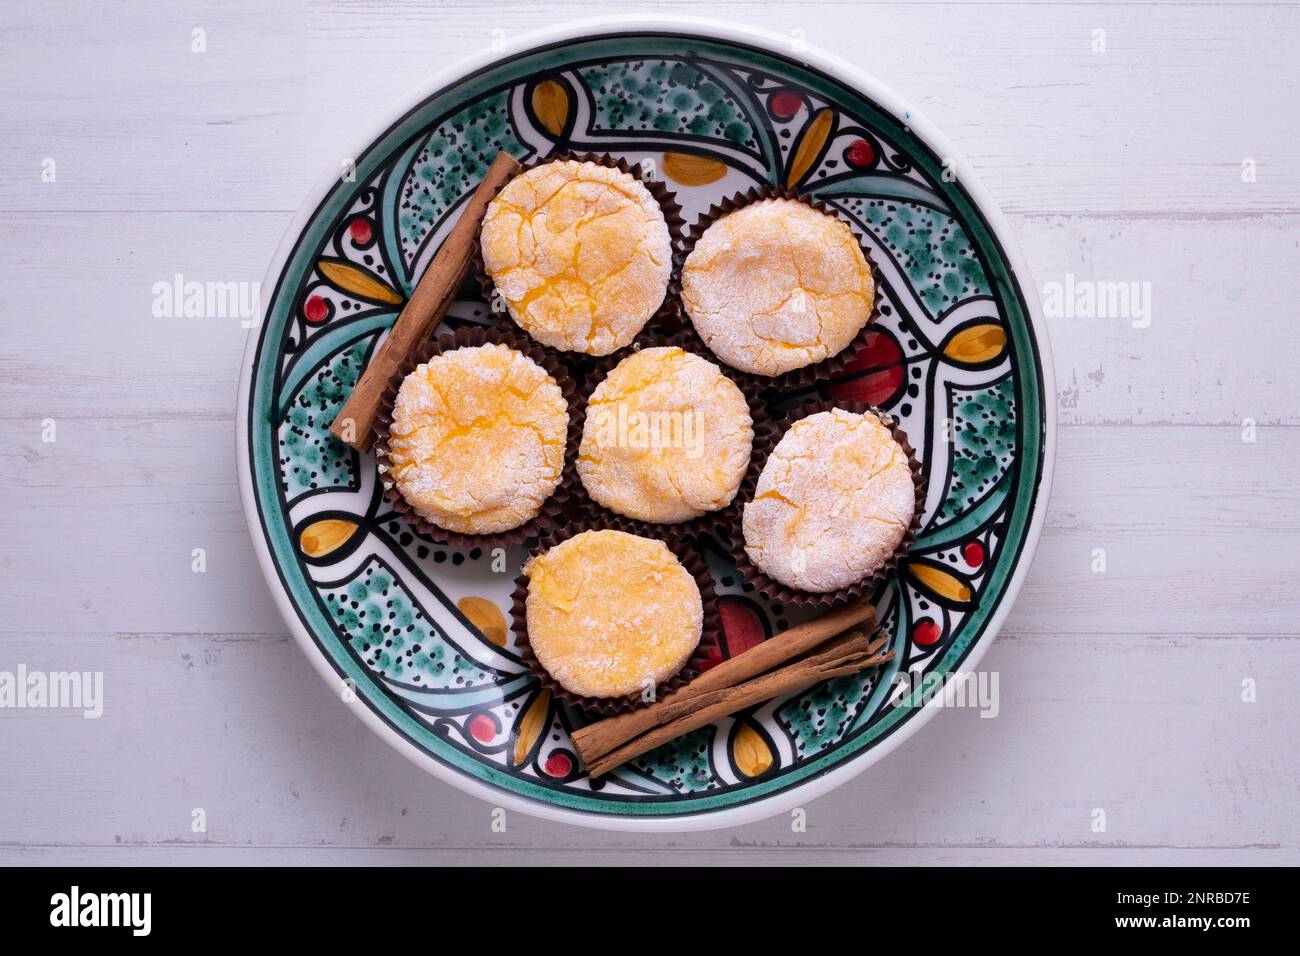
top-left (469, 713), bottom-right (496, 743)
top-left (544, 753), bottom-right (572, 777)
top-left (303, 294), bottom-right (329, 324)
top-left (913, 618), bottom-right (941, 647)
top-left (769, 89), bottom-right (802, 121)
top-left (349, 218), bottom-right (374, 244)
top-left (828, 329), bottom-right (905, 406)
top-left (845, 138), bottom-right (876, 168)
top-left (963, 541), bottom-right (985, 568)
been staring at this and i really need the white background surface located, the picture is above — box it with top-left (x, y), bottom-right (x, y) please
top-left (2, 0), bottom-right (1297, 865)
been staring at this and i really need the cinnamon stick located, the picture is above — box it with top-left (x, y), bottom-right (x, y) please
top-left (329, 150), bottom-right (521, 452)
top-left (569, 599), bottom-right (874, 764)
top-left (581, 630), bottom-right (893, 778)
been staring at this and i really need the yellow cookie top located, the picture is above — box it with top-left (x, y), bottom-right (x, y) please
top-left (680, 198), bottom-right (875, 377)
top-left (523, 529), bottom-right (703, 699)
top-left (578, 347), bottom-right (753, 524)
top-left (742, 409), bottom-right (915, 592)
top-left (480, 160), bottom-right (672, 356)
top-left (386, 343), bottom-right (567, 534)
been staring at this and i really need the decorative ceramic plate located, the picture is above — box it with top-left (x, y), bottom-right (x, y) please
top-left (236, 16), bottom-right (1054, 831)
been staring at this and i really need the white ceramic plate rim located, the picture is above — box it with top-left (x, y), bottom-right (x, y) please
top-left (235, 13), bottom-right (1057, 833)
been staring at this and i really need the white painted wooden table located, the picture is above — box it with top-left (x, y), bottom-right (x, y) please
top-left (2, 0), bottom-right (1297, 865)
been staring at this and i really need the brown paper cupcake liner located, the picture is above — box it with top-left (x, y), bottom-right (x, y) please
top-left (472, 151), bottom-right (685, 369)
top-left (671, 185), bottom-right (883, 395)
top-left (371, 326), bottom-right (582, 550)
top-left (725, 399), bottom-right (927, 611)
top-left (571, 333), bottom-right (777, 546)
top-left (508, 524), bottom-right (722, 717)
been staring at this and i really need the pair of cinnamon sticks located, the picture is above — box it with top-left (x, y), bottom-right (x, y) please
top-left (571, 599), bottom-right (892, 778)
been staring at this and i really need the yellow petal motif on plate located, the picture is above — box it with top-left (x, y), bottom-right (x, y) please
top-left (786, 107), bottom-right (834, 187)
top-left (317, 259), bottom-right (403, 305)
top-left (662, 151), bottom-right (727, 186)
top-left (513, 690), bottom-right (551, 767)
top-left (457, 596), bottom-right (507, 647)
top-left (732, 720), bottom-right (774, 778)
top-left (908, 561), bottom-right (974, 604)
top-left (298, 518), bottom-right (358, 558)
top-left (530, 79), bottom-right (570, 137)
top-left (944, 322), bottom-right (1007, 366)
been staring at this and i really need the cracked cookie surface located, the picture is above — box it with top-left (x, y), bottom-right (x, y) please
top-left (523, 529), bottom-right (703, 698)
top-left (386, 343), bottom-right (567, 534)
top-left (680, 198), bottom-right (875, 377)
top-left (578, 347), bottom-right (753, 524)
top-left (742, 409), bottom-right (914, 592)
top-left (480, 160), bottom-right (672, 356)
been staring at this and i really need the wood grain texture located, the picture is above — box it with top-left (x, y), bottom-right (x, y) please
top-left (1, 846), bottom-right (1280, 866)
top-left (0, 0), bottom-right (1296, 865)
top-left (0, 630), bottom-right (1293, 859)
top-left (2, 2), bottom-right (1295, 214)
